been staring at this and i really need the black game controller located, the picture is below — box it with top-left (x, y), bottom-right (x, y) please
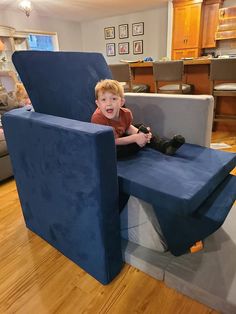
top-left (138, 124), bottom-right (149, 134)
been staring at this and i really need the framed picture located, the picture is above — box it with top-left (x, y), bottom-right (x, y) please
top-left (119, 24), bottom-right (129, 39)
top-left (133, 40), bottom-right (143, 55)
top-left (106, 43), bottom-right (116, 57)
top-left (118, 42), bottom-right (129, 55)
top-left (132, 22), bottom-right (144, 36)
top-left (104, 27), bottom-right (115, 39)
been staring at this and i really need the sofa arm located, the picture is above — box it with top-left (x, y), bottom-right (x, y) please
top-left (125, 93), bottom-right (214, 147)
top-left (3, 108), bottom-right (122, 284)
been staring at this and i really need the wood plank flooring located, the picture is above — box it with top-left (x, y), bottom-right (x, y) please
top-left (211, 131), bottom-right (236, 182)
top-left (0, 131), bottom-right (235, 314)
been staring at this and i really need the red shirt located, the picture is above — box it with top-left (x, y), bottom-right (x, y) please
top-left (91, 107), bottom-right (133, 139)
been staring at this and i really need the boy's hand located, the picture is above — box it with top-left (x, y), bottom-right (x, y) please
top-left (146, 131), bottom-right (152, 143)
top-left (135, 132), bottom-right (150, 147)
top-left (138, 125), bottom-right (152, 143)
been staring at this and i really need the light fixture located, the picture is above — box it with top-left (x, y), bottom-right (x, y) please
top-left (19, 0), bottom-right (32, 17)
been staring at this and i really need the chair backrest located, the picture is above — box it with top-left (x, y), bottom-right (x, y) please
top-left (152, 60), bottom-right (185, 93)
top-left (12, 51), bottom-right (112, 122)
top-left (109, 63), bottom-right (133, 91)
top-left (153, 60), bottom-right (184, 82)
top-left (210, 59), bottom-right (236, 81)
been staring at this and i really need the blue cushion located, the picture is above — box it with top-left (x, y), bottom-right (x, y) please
top-left (117, 144), bottom-right (236, 216)
top-left (9, 50), bottom-right (236, 261)
top-left (3, 108), bottom-right (122, 284)
top-left (12, 51), bottom-right (112, 122)
top-left (154, 174), bottom-right (236, 255)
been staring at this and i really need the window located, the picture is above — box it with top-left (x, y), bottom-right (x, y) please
top-left (28, 34), bottom-right (55, 51)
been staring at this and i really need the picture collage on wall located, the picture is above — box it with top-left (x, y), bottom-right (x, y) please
top-left (104, 22), bottom-right (144, 57)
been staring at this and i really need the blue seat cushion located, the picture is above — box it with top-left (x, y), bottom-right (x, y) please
top-left (117, 144), bottom-right (236, 216)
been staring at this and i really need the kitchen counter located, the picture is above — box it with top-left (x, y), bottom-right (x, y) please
top-left (128, 59), bottom-right (212, 94)
top-left (127, 59), bottom-right (235, 132)
top-left (128, 58), bottom-right (211, 68)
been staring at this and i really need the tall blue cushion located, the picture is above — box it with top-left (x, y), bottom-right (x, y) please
top-left (3, 108), bottom-right (122, 284)
top-left (12, 51), bottom-right (112, 122)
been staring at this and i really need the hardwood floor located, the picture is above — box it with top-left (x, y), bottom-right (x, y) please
top-left (0, 131), bottom-right (235, 314)
top-left (211, 131), bottom-right (236, 181)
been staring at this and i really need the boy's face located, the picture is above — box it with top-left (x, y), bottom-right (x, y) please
top-left (96, 91), bottom-right (125, 120)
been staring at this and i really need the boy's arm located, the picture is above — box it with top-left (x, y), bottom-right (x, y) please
top-left (115, 125), bottom-right (150, 147)
top-left (126, 124), bottom-right (139, 135)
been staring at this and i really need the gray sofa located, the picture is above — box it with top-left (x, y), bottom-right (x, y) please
top-left (0, 129), bottom-right (13, 182)
top-left (121, 93), bottom-right (236, 314)
top-left (120, 92), bottom-right (213, 251)
top-left (0, 90), bottom-right (18, 181)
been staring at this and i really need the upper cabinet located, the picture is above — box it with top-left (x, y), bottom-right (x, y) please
top-left (172, 0), bottom-right (225, 59)
top-left (202, 0), bottom-right (223, 48)
top-left (215, 6), bottom-right (236, 40)
top-left (172, 0), bottom-right (203, 59)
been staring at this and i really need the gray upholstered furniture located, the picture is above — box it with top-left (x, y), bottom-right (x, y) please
top-left (122, 94), bottom-right (236, 314)
top-left (0, 128), bottom-right (13, 182)
top-left (120, 93), bottom-right (213, 251)
top-left (0, 90), bottom-right (16, 181)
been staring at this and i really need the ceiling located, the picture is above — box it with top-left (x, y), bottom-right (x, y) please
top-left (0, 0), bottom-right (168, 22)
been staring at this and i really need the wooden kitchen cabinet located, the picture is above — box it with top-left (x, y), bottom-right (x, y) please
top-left (172, 0), bottom-right (203, 59)
top-left (202, 0), bottom-right (223, 48)
top-left (172, 48), bottom-right (199, 59)
top-left (172, 6), bottom-right (187, 49)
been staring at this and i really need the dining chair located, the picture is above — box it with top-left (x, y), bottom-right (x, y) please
top-left (152, 60), bottom-right (193, 94)
top-left (109, 63), bottom-right (150, 93)
top-left (210, 58), bottom-right (236, 126)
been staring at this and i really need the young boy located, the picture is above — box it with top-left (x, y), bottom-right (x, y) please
top-left (91, 79), bottom-right (185, 159)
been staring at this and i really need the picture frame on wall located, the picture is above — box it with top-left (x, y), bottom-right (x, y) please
top-left (106, 43), bottom-right (116, 56)
top-left (132, 22), bottom-right (144, 36)
top-left (118, 42), bottom-right (129, 55)
top-left (119, 24), bottom-right (129, 39)
top-left (133, 40), bottom-right (143, 54)
top-left (104, 27), bottom-right (115, 39)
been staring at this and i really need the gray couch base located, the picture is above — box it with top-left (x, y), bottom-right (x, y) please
top-left (0, 154), bottom-right (13, 182)
top-left (122, 204), bottom-right (236, 314)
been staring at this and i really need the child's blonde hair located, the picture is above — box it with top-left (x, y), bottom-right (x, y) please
top-left (15, 83), bottom-right (29, 103)
top-left (95, 79), bottom-right (124, 99)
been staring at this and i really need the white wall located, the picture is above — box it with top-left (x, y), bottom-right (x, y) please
top-left (80, 5), bottom-right (168, 64)
top-left (1, 5), bottom-right (168, 59)
top-left (223, 0), bottom-right (236, 7)
top-left (0, 10), bottom-right (82, 51)
top-left (1, 1), bottom-right (235, 58)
